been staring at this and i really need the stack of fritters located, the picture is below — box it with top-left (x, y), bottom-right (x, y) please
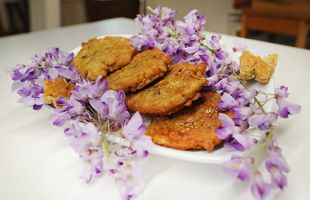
top-left (70, 36), bottom-right (225, 152)
top-left (124, 62), bottom-right (224, 151)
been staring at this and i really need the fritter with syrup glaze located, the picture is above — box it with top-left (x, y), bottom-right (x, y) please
top-left (146, 92), bottom-right (228, 151)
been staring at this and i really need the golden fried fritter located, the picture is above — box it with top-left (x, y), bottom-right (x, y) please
top-left (146, 92), bottom-right (225, 151)
top-left (239, 50), bottom-right (278, 84)
top-left (106, 49), bottom-right (172, 92)
top-left (72, 37), bottom-right (135, 80)
top-left (126, 62), bottom-right (207, 115)
top-left (43, 78), bottom-right (75, 106)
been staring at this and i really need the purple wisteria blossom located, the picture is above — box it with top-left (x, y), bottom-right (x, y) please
top-left (131, 6), bottom-right (176, 51)
top-left (214, 77), bottom-right (244, 95)
top-left (52, 78), bottom-right (130, 127)
top-left (64, 112), bottom-right (150, 199)
top-left (11, 64), bottom-right (39, 82)
top-left (231, 106), bottom-right (254, 121)
top-left (232, 39), bottom-right (247, 52)
top-left (71, 78), bottom-right (108, 101)
top-left (233, 88), bottom-right (257, 106)
top-left (218, 84), bottom-right (299, 200)
top-left (108, 112), bottom-right (151, 199)
top-left (64, 121), bottom-right (104, 183)
top-left (175, 9), bottom-right (206, 38)
top-left (121, 112), bottom-right (152, 159)
top-left (218, 92), bottom-right (238, 110)
top-left (223, 155), bottom-right (253, 181)
top-left (89, 89), bottom-right (130, 128)
top-left (99, 90), bottom-right (130, 127)
top-left (216, 113), bottom-right (256, 151)
top-left (10, 48), bottom-right (79, 110)
top-left (268, 166), bottom-right (287, 190)
top-left (277, 99), bottom-right (301, 119)
top-left (112, 160), bottom-right (145, 200)
top-left (274, 85), bottom-right (301, 118)
top-left (216, 113), bottom-right (239, 140)
top-left (52, 96), bottom-right (85, 126)
top-left (265, 140), bottom-right (289, 190)
top-left (275, 85), bottom-right (288, 100)
top-left (251, 172), bottom-right (271, 200)
top-left (249, 113), bottom-right (276, 130)
top-left (14, 81), bottom-right (44, 110)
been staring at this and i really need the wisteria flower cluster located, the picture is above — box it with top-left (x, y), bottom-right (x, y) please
top-left (54, 78), bottom-right (151, 199)
top-left (10, 49), bottom-right (151, 199)
top-left (10, 48), bottom-right (80, 110)
top-left (131, 6), bottom-right (301, 200)
top-left (131, 6), bottom-right (207, 64)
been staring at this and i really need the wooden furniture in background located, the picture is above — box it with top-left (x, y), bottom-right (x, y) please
top-left (0, 10), bottom-right (6, 36)
top-left (85, 0), bottom-right (140, 22)
top-left (61, 0), bottom-right (86, 26)
top-left (233, 0), bottom-right (252, 9)
top-left (3, 0), bottom-right (29, 34)
top-left (240, 0), bottom-right (310, 48)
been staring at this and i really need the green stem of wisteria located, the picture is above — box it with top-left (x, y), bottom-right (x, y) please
top-left (261, 129), bottom-right (273, 154)
top-left (227, 65), bottom-right (249, 88)
top-left (254, 97), bottom-right (266, 114)
top-left (201, 42), bottom-right (216, 54)
top-left (101, 124), bottom-right (110, 159)
top-left (97, 114), bottom-right (110, 159)
top-left (147, 6), bottom-right (154, 13)
top-left (231, 68), bottom-right (247, 86)
top-left (261, 97), bottom-right (275, 106)
top-left (168, 21), bottom-right (178, 33)
top-left (257, 91), bottom-right (276, 96)
top-left (170, 33), bottom-right (180, 39)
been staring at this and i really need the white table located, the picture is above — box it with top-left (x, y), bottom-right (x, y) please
top-left (1, 18), bottom-right (310, 200)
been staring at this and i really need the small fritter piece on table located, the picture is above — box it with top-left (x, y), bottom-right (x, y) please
top-left (146, 92), bottom-right (225, 151)
top-left (106, 49), bottom-right (172, 92)
top-left (126, 62), bottom-right (207, 115)
top-left (43, 78), bottom-right (75, 106)
top-left (72, 37), bottom-right (135, 80)
top-left (240, 50), bottom-right (278, 84)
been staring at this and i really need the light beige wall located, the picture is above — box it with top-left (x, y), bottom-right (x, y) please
top-left (29, 0), bottom-right (60, 31)
top-left (29, 0), bottom-right (45, 31)
top-left (45, 0), bottom-right (61, 29)
top-left (146, 0), bottom-right (233, 34)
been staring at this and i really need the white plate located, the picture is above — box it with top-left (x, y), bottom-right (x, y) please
top-left (71, 34), bottom-right (275, 164)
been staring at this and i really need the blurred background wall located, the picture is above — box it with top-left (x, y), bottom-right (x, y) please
top-left (0, 0), bottom-right (309, 48)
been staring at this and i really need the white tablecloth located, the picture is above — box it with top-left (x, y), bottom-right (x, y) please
top-left (0, 18), bottom-right (310, 200)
